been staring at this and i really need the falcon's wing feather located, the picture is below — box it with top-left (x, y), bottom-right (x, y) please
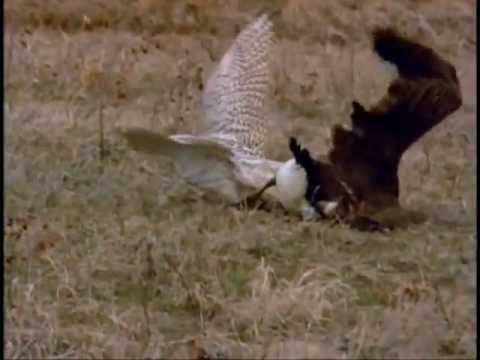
top-left (328, 28), bottom-right (462, 209)
top-left (119, 16), bottom-right (277, 202)
top-left (201, 14), bottom-right (274, 156)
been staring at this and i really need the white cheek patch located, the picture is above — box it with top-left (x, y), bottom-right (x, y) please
top-left (318, 201), bottom-right (339, 216)
top-left (301, 202), bottom-right (319, 221)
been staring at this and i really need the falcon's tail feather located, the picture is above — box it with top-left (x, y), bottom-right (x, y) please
top-left (120, 127), bottom-right (241, 202)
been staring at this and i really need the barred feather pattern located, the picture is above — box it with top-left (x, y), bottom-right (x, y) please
top-left (201, 14), bottom-right (274, 157)
top-left (121, 15), bottom-right (282, 204)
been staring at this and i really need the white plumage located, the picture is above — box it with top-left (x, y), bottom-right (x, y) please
top-left (122, 15), bottom-right (284, 203)
top-left (273, 159), bottom-right (337, 220)
top-left (274, 159), bottom-right (308, 212)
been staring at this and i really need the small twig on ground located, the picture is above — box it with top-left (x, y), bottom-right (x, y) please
top-left (162, 253), bottom-right (191, 294)
top-left (98, 100), bottom-right (106, 168)
top-left (149, 101), bottom-right (160, 131)
top-left (141, 235), bottom-right (157, 341)
top-left (162, 253), bottom-right (203, 312)
top-left (433, 283), bottom-right (451, 329)
top-left (13, 337), bottom-right (37, 359)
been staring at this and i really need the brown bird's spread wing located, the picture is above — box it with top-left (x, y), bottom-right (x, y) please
top-left (328, 28), bottom-right (462, 210)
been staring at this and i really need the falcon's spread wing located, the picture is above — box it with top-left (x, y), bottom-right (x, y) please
top-left (121, 16), bottom-right (278, 203)
top-left (328, 28), bottom-right (462, 210)
top-left (201, 14), bottom-right (274, 157)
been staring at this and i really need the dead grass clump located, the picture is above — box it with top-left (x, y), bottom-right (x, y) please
top-left (223, 262), bottom-right (352, 338)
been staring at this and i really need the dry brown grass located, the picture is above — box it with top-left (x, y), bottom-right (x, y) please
top-left (4, 0), bottom-right (476, 358)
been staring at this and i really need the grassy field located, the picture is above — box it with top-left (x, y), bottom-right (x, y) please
top-left (4, 0), bottom-right (476, 358)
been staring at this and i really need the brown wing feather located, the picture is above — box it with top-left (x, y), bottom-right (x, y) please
top-left (328, 28), bottom-right (462, 210)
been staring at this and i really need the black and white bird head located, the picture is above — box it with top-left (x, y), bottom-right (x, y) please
top-left (273, 137), bottom-right (351, 220)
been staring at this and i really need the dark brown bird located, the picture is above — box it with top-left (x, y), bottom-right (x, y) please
top-left (242, 27), bottom-right (462, 231)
